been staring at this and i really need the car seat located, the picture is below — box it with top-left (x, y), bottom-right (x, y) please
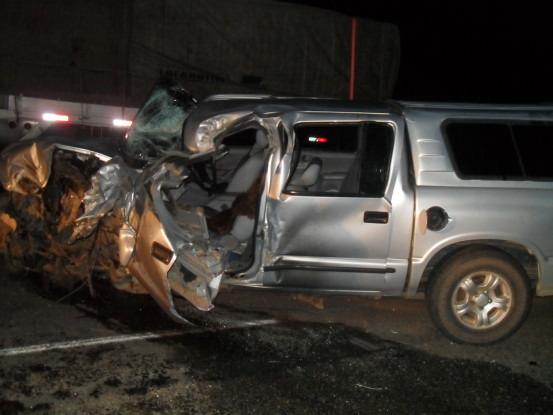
top-left (287, 157), bottom-right (322, 192)
top-left (225, 130), bottom-right (267, 193)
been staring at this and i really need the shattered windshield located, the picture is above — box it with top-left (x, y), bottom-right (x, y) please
top-left (125, 80), bottom-right (197, 162)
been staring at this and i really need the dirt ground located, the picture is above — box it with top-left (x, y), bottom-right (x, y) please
top-left (1, 269), bottom-right (553, 414)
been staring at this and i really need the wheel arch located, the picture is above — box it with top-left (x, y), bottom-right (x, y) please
top-left (417, 240), bottom-right (540, 295)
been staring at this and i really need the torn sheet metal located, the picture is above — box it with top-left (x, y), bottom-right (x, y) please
top-left (73, 153), bottom-right (229, 317)
top-left (126, 196), bottom-right (191, 324)
top-left (0, 137), bottom-right (115, 195)
top-left (118, 222), bottom-right (137, 267)
top-left (79, 159), bottom-right (139, 221)
top-left (72, 158), bottom-right (140, 241)
top-left (187, 111), bottom-right (252, 154)
top-left (145, 158), bottom-right (227, 312)
top-left (0, 149), bottom-right (138, 294)
top-left (0, 86), bottom-right (290, 323)
top-left (0, 141), bottom-right (54, 194)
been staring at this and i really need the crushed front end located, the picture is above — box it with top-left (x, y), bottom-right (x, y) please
top-left (0, 80), bottom-right (274, 323)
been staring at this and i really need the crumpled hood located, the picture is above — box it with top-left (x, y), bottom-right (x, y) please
top-left (0, 137), bottom-right (115, 195)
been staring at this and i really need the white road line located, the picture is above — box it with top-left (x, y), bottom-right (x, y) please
top-left (0, 318), bottom-right (279, 357)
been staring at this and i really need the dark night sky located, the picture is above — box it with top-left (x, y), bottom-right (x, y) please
top-left (285, 1), bottom-right (553, 103)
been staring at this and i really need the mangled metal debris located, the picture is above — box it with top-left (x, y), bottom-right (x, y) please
top-left (0, 80), bottom-right (278, 323)
top-left (0, 145), bottom-right (248, 322)
top-left (72, 158), bottom-right (140, 241)
top-left (0, 141), bottom-right (54, 194)
top-left (0, 148), bottom-right (138, 293)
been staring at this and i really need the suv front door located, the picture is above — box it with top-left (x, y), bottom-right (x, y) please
top-left (263, 113), bottom-right (413, 295)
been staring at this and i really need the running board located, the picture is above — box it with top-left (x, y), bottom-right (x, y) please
top-left (224, 282), bottom-right (382, 297)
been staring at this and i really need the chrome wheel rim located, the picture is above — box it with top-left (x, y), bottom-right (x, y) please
top-left (451, 271), bottom-right (513, 330)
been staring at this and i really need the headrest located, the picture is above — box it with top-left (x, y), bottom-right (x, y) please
top-left (299, 157), bottom-right (322, 187)
top-left (253, 130), bottom-right (268, 150)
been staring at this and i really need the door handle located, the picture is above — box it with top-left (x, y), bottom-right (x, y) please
top-left (363, 211), bottom-right (389, 224)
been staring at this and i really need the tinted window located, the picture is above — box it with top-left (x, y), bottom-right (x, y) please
top-left (295, 125), bottom-right (358, 153)
top-left (359, 123), bottom-right (394, 197)
top-left (286, 123), bottom-right (393, 197)
top-left (445, 123), bottom-right (523, 179)
top-left (513, 124), bottom-right (553, 179)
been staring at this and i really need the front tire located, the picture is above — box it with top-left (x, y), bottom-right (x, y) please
top-left (427, 247), bottom-right (532, 344)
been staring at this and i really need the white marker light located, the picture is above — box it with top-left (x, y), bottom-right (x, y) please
top-left (42, 113), bottom-right (69, 122)
top-left (113, 119), bottom-right (132, 128)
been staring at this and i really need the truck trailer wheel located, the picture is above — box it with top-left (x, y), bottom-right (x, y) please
top-left (426, 247), bottom-right (532, 344)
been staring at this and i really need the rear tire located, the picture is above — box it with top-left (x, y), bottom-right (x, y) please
top-left (427, 247), bottom-right (532, 344)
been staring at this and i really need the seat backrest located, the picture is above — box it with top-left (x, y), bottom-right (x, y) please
top-left (287, 157), bottom-right (322, 192)
top-left (225, 131), bottom-right (267, 193)
top-left (230, 215), bottom-right (255, 242)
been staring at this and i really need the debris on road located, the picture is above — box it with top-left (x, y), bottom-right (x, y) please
top-left (355, 383), bottom-right (386, 391)
top-left (292, 293), bottom-right (325, 310)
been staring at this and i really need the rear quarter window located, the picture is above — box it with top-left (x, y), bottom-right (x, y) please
top-left (512, 124), bottom-right (553, 179)
top-left (444, 122), bottom-right (523, 179)
top-left (444, 121), bottom-right (553, 181)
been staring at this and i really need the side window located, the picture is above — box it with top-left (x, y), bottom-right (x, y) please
top-left (285, 122), bottom-right (394, 197)
top-left (445, 123), bottom-right (523, 179)
top-left (445, 121), bottom-right (553, 181)
top-left (295, 125), bottom-right (358, 153)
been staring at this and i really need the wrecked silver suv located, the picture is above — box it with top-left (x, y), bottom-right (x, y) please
top-left (2, 80), bottom-right (553, 344)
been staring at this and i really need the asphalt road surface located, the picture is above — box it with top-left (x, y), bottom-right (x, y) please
top-left (1, 269), bottom-right (553, 414)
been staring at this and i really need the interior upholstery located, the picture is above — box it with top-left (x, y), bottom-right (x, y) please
top-left (287, 157), bottom-right (323, 192)
top-left (225, 130), bottom-right (267, 193)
